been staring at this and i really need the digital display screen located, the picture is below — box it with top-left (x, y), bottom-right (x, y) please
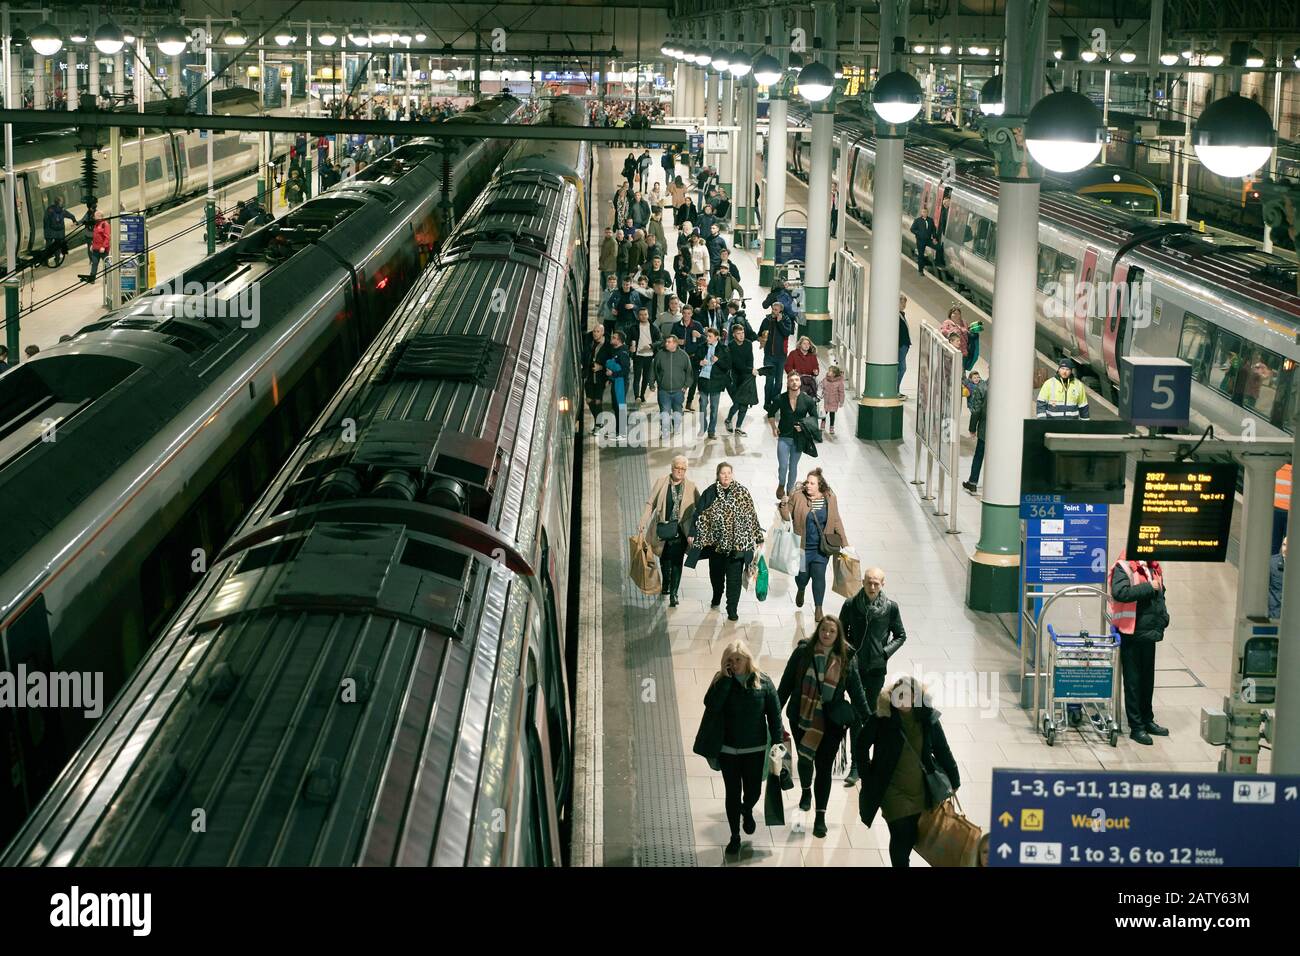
top-left (1125, 461), bottom-right (1238, 562)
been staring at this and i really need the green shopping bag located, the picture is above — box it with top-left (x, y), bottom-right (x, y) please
top-left (755, 554), bottom-right (769, 602)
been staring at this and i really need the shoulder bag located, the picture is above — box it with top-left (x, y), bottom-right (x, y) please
top-left (903, 727), bottom-right (954, 808)
top-left (656, 484), bottom-right (683, 540)
top-left (808, 499), bottom-right (844, 556)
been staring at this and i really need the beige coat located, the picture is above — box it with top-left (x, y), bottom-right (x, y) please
top-left (778, 485), bottom-right (849, 551)
top-left (639, 474), bottom-right (700, 556)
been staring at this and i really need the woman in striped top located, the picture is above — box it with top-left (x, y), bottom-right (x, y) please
top-left (779, 468), bottom-right (850, 623)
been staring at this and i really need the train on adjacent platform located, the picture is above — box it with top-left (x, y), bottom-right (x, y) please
top-left (2, 96), bottom-right (592, 867)
top-left (789, 103), bottom-right (1300, 442)
top-left (0, 94), bottom-right (525, 843)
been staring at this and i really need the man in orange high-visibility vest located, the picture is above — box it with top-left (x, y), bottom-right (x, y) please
top-left (1274, 463), bottom-right (1292, 555)
top-left (1108, 553), bottom-right (1170, 746)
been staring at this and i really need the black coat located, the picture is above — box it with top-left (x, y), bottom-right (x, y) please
top-left (840, 590), bottom-right (908, 672)
top-left (702, 673), bottom-right (783, 752)
top-left (1111, 562), bottom-right (1170, 642)
top-left (719, 338), bottom-right (758, 406)
top-left (854, 704), bottom-right (961, 827)
top-left (910, 215), bottom-right (936, 247)
top-left (776, 639), bottom-right (871, 732)
top-left (583, 333), bottom-right (614, 399)
top-left (765, 391), bottom-right (818, 437)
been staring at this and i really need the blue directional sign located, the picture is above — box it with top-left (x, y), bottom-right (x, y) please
top-left (1119, 356), bottom-right (1192, 427)
top-left (119, 214), bottom-right (145, 255)
top-left (990, 769), bottom-right (1300, 867)
top-left (1024, 503), bottom-right (1108, 586)
top-left (775, 227), bottom-right (806, 264)
top-left (688, 133), bottom-right (704, 154)
top-left (1019, 494), bottom-right (1067, 519)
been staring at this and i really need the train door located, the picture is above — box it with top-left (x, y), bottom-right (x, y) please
top-left (14, 172), bottom-right (33, 254)
top-left (0, 595), bottom-right (66, 841)
top-left (166, 133), bottom-right (183, 201)
top-left (1102, 264), bottom-right (1142, 388)
top-left (169, 134), bottom-right (187, 201)
top-left (1072, 245), bottom-right (1098, 363)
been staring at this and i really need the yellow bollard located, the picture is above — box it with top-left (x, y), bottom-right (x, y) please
top-left (148, 252), bottom-right (157, 288)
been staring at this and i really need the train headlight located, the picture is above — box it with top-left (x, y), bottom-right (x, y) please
top-left (979, 75), bottom-right (1003, 117)
top-left (871, 70), bottom-right (923, 125)
top-left (1193, 94), bottom-right (1275, 178)
top-left (1025, 90), bottom-right (1107, 172)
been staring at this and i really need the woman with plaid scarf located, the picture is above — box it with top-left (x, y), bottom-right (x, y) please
top-left (777, 616), bottom-right (870, 838)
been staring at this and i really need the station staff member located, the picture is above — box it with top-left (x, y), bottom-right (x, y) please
top-left (1036, 356), bottom-right (1090, 419)
top-left (1108, 552), bottom-right (1170, 746)
top-left (1273, 463), bottom-right (1291, 555)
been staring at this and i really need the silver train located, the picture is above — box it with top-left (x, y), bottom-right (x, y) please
top-left (4, 89), bottom-right (290, 267)
top-left (2, 96), bottom-right (591, 866)
top-left (791, 107), bottom-right (1300, 439)
top-left (0, 94), bottom-right (525, 842)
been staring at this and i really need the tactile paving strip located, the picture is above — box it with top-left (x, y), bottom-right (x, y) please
top-left (602, 439), bottom-right (698, 867)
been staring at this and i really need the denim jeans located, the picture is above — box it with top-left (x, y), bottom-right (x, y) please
top-left (898, 345), bottom-right (910, 390)
top-left (795, 549), bottom-right (829, 606)
top-left (763, 368), bottom-right (782, 407)
top-left (87, 249), bottom-right (108, 280)
top-left (657, 388), bottom-right (685, 436)
top-left (699, 389), bottom-right (721, 435)
top-left (776, 436), bottom-right (802, 495)
top-left (969, 438), bottom-right (986, 484)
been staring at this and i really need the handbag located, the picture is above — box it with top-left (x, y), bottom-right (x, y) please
top-left (767, 517), bottom-right (801, 575)
top-left (808, 500), bottom-right (844, 557)
top-left (903, 731), bottom-right (954, 807)
top-left (684, 544), bottom-right (702, 569)
top-left (915, 794), bottom-right (983, 867)
top-left (627, 534), bottom-right (663, 595)
top-left (656, 521), bottom-right (679, 540)
top-left (755, 555), bottom-right (769, 602)
top-left (832, 550), bottom-right (863, 598)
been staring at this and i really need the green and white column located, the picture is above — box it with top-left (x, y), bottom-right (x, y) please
top-left (802, 0), bottom-right (838, 346)
top-left (966, 0), bottom-right (1049, 613)
top-left (856, 0), bottom-right (910, 441)
top-left (759, 3), bottom-right (789, 287)
top-left (733, 15), bottom-right (759, 252)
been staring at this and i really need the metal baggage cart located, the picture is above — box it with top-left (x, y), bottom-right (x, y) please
top-left (1041, 624), bottom-right (1122, 747)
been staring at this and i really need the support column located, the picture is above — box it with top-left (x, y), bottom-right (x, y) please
top-left (761, 94), bottom-right (788, 286)
top-left (857, 0), bottom-right (908, 403)
top-left (3, 3), bottom-right (17, 277)
top-left (1276, 427), bottom-right (1300, 773)
top-left (33, 53), bottom-right (45, 109)
top-left (66, 48), bottom-right (77, 110)
top-left (858, 135), bottom-right (905, 439)
top-left (966, 0), bottom-right (1049, 612)
top-left (803, 0), bottom-right (838, 346)
top-left (89, 49), bottom-right (99, 101)
top-left (718, 70), bottom-right (734, 201)
top-left (734, 14), bottom-right (758, 253)
top-left (170, 53), bottom-right (182, 98)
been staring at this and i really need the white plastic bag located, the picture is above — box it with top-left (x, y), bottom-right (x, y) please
top-left (767, 518), bottom-right (801, 575)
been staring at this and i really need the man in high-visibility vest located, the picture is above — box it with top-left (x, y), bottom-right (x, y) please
top-left (1036, 356), bottom-right (1090, 419)
top-left (1273, 463), bottom-right (1291, 554)
top-left (1108, 552), bottom-right (1170, 745)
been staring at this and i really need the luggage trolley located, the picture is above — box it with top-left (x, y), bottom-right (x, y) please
top-left (1042, 625), bottom-right (1122, 747)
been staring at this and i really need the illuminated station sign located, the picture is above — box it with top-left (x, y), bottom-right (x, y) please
top-left (1125, 462), bottom-right (1238, 562)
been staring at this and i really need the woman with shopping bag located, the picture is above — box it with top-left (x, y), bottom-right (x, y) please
top-left (854, 675), bottom-right (964, 867)
top-left (776, 615), bottom-right (870, 839)
top-left (700, 639), bottom-right (782, 857)
top-left (638, 455), bottom-right (700, 607)
top-left (778, 467), bottom-right (849, 624)
top-left (690, 462), bottom-right (764, 622)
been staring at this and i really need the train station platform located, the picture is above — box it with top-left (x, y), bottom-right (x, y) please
top-left (572, 143), bottom-right (1249, 868)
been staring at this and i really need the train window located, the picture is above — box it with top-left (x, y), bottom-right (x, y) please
top-left (217, 466), bottom-right (244, 533)
top-left (146, 157), bottom-right (163, 181)
top-left (1177, 313), bottom-right (1215, 383)
top-left (972, 218), bottom-right (995, 260)
top-left (1036, 245), bottom-right (1058, 291)
top-left (1207, 330), bottom-right (1246, 397)
top-left (1240, 348), bottom-right (1284, 420)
